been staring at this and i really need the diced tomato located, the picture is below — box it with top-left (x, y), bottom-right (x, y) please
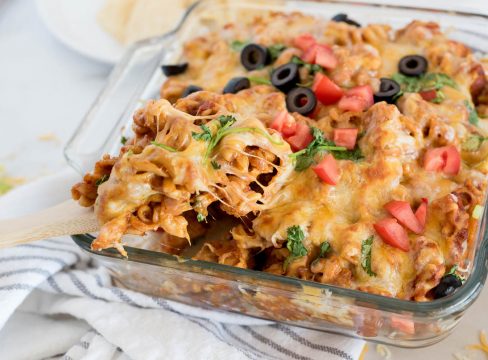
top-left (384, 200), bottom-right (423, 234)
top-left (313, 154), bottom-right (340, 185)
top-left (314, 44), bottom-right (337, 70)
top-left (374, 218), bottom-right (410, 252)
top-left (443, 145), bottom-right (461, 175)
top-left (415, 198), bottom-right (428, 229)
top-left (312, 73), bottom-right (344, 105)
top-left (391, 316), bottom-right (415, 335)
top-left (333, 128), bottom-right (358, 150)
top-left (338, 85), bottom-right (374, 112)
top-left (286, 123), bottom-right (313, 151)
top-left (270, 111), bottom-right (297, 137)
top-left (419, 89), bottom-right (437, 102)
top-left (424, 145), bottom-right (461, 175)
top-left (293, 33), bottom-right (316, 52)
top-left (302, 45), bottom-right (318, 63)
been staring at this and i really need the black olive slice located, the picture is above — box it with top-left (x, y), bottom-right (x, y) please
top-left (241, 44), bottom-right (270, 71)
top-left (432, 274), bottom-right (463, 299)
top-left (373, 78), bottom-right (401, 104)
top-left (223, 77), bottom-right (251, 94)
top-left (398, 55), bottom-right (428, 76)
top-left (271, 63), bottom-right (300, 93)
top-left (161, 63), bottom-right (189, 76)
top-left (182, 85), bottom-right (203, 98)
top-left (331, 13), bottom-right (361, 27)
top-left (286, 87), bottom-right (317, 115)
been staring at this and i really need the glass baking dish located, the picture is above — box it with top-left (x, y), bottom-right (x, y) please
top-left (65, 0), bottom-right (488, 347)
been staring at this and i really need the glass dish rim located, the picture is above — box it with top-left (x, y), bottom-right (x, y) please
top-left (67, 0), bottom-right (488, 317)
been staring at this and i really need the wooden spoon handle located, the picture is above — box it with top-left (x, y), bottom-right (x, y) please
top-left (0, 200), bottom-right (99, 248)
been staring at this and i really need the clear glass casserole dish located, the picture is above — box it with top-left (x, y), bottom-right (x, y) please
top-left (65, 0), bottom-right (488, 347)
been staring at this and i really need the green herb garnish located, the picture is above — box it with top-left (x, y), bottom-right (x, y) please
top-left (151, 141), bottom-right (178, 152)
top-left (392, 73), bottom-right (458, 103)
top-left (121, 136), bottom-right (128, 145)
top-left (289, 127), bottom-right (361, 171)
top-left (197, 213), bottom-right (206, 222)
top-left (361, 236), bottom-right (376, 277)
top-left (211, 160), bottom-right (221, 169)
top-left (230, 40), bottom-right (248, 51)
top-left (462, 134), bottom-right (488, 152)
top-left (446, 264), bottom-right (464, 282)
top-left (95, 174), bottom-right (109, 186)
top-left (291, 55), bottom-right (324, 75)
top-left (193, 115), bottom-right (282, 161)
top-left (268, 44), bottom-right (286, 62)
top-left (318, 241), bottom-right (331, 258)
top-left (283, 225), bottom-right (308, 270)
top-left (465, 100), bottom-right (479, 126)
top-left (248, 76), bottom-right (272, 85)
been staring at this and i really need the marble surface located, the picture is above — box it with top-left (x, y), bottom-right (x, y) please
top-left (1, 1), bottom-right (488, 359)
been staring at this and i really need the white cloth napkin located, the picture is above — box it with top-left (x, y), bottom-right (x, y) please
top-left (0, 169), bottom-right (365, 360)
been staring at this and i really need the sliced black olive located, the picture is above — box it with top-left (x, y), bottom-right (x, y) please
top-left (398, 55), bottom-right (428, 76)
top-left (286, 87), bottom-right (317, 115)
top-left (161, 62), bottom-right (188, 76)
top-left (432, 274), bottom-right (463, 299)
top-left (271, 63), bottom-right (300, 93)
top-left (374, 78), bottom-right (401, 104)
top-left (331, 13), bottom-right (361, 27)
top-left (241, 43), bottom-right (270, 71)
top-left (181, 85), bottom-right (203, 98)
top-left (223, 77), bottom-right (251, 94)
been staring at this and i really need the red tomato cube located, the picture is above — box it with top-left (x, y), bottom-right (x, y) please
top-left (414, 198), bottom-right (428, 229)
top-left (286, 123), bottom-right (313, 151)
top-left (293, 33), bottom-right (316, 52)
top-left (312, 73), bottom-right (344, 105)
top-left (312, 154), bottom-right (340, 185)
top-left (333, 128), bottom-right (358, 150)
top-left (338, 85), bottom-right (374, 112)
top-left (374, 218), bottom-right (410, 252)
top-left (314, 44), bottom-right (337, 70)
top-left (270, 111), bottom-right (297, 137)
top-left (384, 200), bottom-right (423, 234)
top-left (423, 146), bottom-right (460, 175)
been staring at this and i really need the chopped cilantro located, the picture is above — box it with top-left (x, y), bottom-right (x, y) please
top-left (290, 127), bottom-right (362, 171)
top-left (150, 141), bottom-right (178, 152)
top-left (465, 100), bottom-right (479, 126)
top-left (230, 40), bottom-right (248, 51)
top-left (248, 76), bottom-right (272, 85)
top-left (446, 264), bottom-right (464, 282)
top-left (121, 136), bottom-right (128, 145)
top-left (462, 134), bottom-right (487, 152)
top-left (283, 225), bottom-right (308, 270)
top-left (361, 236), bottom-right (376, 277)
top-left (267, 44), bottom-right (286, 62)
top-left (211, 160), bottom-right (221, 169)
top-left (95, 174), bottom-right (109, 186)
top-left (193, 115), bottom-right (282, 161)
top-left (392, 72), bottom-right (458, 103)
top-left (197, 213), bottom-right (206, 222)
top-left (431, 90), bottom-right (445, 104)
top-left (291, 55), bottom-right (324, 75)
top-left (318, 241), bottom-right (331, 258)
top-left (0, 181), bottom-right (12, 195)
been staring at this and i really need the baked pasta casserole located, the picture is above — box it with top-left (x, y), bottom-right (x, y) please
top-left (72, 11), bottom-right (488, 302)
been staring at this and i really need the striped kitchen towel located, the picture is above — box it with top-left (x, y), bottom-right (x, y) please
top-left (0, 169), bottom-right (365, 360)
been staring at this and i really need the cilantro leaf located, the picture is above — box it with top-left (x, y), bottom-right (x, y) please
top-left (121, 136), bottom-right (128, 145)
top-left (290, 127), bottom-right (362, 171)
top-left (283, 225), bottom-right (308, 270)
top-left (230, 40), bottom-right (248, 51)
top-left (361, 236), bottom-right (376, 277)
top-left (318, 241), bottom-right (331, 258)
top-left (465, 100), bottom-right (479, 126)
top-left (211, 160), bottom-right (221, 169)
top-left (291, 55), bottom-right (324, 75)
top-left (392, 72), bottom-right (458, 103)
top-left (95, 174), bottom-right (109, 186)
top-left (268, 44), bottom-right (286, 62)
top-left (218, 115), bottom-right (237, 128)
top-left (446, 264), bottom-right (464, 282)
top-left (151, 141), bottom-right (178, 152)
top-left (192, 125), bottom-right (212, 142)
top-left (248, 76), bottom-right (272, 85)
top-left (462, 134), bottom-right (487, 152)
top-left (197, 213), bottom-right (206, 222)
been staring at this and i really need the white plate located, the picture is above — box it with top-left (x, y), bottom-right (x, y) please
top-left (35, 0), bottom-right (126, 64)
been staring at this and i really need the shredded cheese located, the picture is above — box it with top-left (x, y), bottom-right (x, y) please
top-left (358, 344), bottom-right (368, 360)
top-left (466, 330), bottom-right (488, 355)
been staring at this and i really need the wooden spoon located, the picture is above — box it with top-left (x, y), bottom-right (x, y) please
top-left (0, 200), bottom-right (98, 249)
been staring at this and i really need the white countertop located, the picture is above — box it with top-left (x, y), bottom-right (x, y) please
top-left (1, 1), bottom-right (488, 359)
